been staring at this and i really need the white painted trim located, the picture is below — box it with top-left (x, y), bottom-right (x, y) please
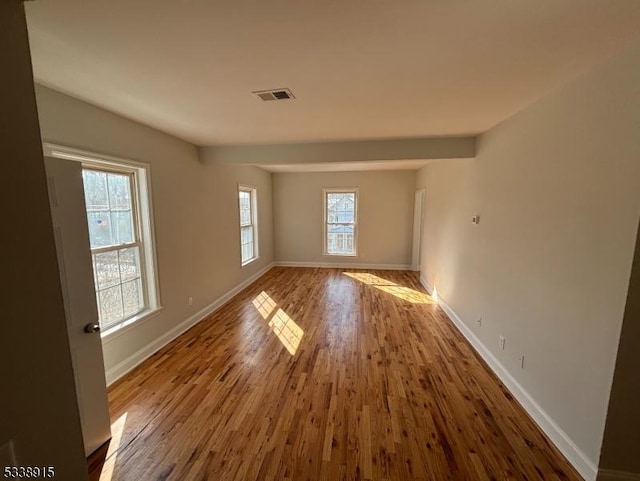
top-left (43, 142), bottom-right (150, 170)
top-left (44, 142), bottom-right (163, 327)
top-left (275, 261), bottom-right (412, 270)
top-left (598, 470), bottom-right (640, 481)
top-left (411, 189), bottom-right (425, 271)
top-left (419, 275), bottom-right (598, 481)
top-left (238, 183), bottom-right (259, 266)
top-left (322, 187), bottom-right (359, 257)
top-left (105, 262), bottom-right (274, 385)
top-left (101, 306), bottom-right (164, 344)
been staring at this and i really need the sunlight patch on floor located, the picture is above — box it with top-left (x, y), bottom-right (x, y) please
top-left (343, 272), bottom-right (435, 304)
top-left (99, 412), bottom-right (128, 481)
top-left (269, 308), bottom-right (304, 355)
top-left (252, 291), bottom-right (277, 319)
top-left (253, 292), bottom-right (304, 355)
top-left (342, 272), bottom-right (392, 286)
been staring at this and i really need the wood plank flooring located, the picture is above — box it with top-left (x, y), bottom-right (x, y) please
top-left (89, 267), bottom-right (583, 481)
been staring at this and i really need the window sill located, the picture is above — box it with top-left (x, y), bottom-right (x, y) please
top-left (323, 253), bottom-right (358, 257)
top-left (241, 256), bottom-right (260, 268)
top-left (101, 306), bottom-right (164, 344)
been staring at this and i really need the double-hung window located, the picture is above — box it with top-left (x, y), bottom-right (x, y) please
top-left (238, 185), bottom-right (258, 265)
top-left (323, 188), bottom-right (358, 256)
top-left (44, 144), bottom-right (160, 335)
top-left (80, 159), bottom-right (159, 333)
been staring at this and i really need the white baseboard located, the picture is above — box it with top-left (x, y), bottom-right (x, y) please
top-left (105, 262), bottom-right (274, 385)
top-left (419, 275), bottom-right (598, 481)
top-left (274, 261), bottom-right (412, 270)
top-left (598, 470), bottom-right (640, 481)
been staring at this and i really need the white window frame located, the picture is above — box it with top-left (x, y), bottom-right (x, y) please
top-left (238, 184), bottom-right (259, 266)
top-left (43, 143), bottom-right (162, 339)
top-left (323, 187), bottom-right (359, 257)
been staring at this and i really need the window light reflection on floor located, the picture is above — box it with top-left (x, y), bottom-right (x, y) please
top-left (98, 412), bottom-right (128, 481)
top-left (343, 272), bottom-right (435, 304)
top-left (268, 309), bottom-right (304, 355)
top-left (252, 291), bottom-right (304, 355)
top-left (252, 291), bottom-right (277, 320)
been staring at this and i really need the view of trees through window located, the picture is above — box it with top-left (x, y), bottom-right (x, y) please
top-left (326, 191), bottom-right (356, 255)
top-left (82, 168), bottom-right (145, 328)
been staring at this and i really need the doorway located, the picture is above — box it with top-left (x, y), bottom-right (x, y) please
top-left (412, 189), bottom-right (425, 271)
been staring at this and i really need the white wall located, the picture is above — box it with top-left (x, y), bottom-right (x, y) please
top-left (35, 85), bottom-right (274, 376)
top-left (416, 43), bottom-right (640, 477)
top-left (1, 4), bottom-right (87, 479)
top-left (273, 171), bottom-right (415, 267)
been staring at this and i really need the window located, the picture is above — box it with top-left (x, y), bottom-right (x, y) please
top-left (238, 185), bottom-right (258, 265)
top-left (43, 143), bottom-right (161, 335)
top-left (81, 160), bottom-right (159, 332)
top-left (323, 188), bottom-right (358, 256)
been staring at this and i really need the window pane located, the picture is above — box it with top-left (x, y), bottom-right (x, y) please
top-left (122, 279), bottom-right (143, 317)
top-left (107, 173), bottom-right (132, 210)
top-left (119, 247), bottom-right (141, 282)
top-left (241, 225), bottom-right (253, 245)
top-left (241, 224), bottom-right (254, 263)
top-left (94, 251), bottom-right (121, 290)
top-left (92, 244), bottom-right (143, 327)
top-left (87, 211), bottom-right (114, 248)
top-left (82, 170), bottom-right (108, 210)
top-left (239, 191), bottom-right (251, 226)
top-left (327, 192), bottom-right (355, 223)
top-left (83, 171), bottom-right (134, 249)
top-left (242, 242), bottom-right (254, 263)
top-left (327, 224), bottom-right (355, 255)
top-left (98, 285), bottom-right (124, 326)
top-left (112, 210), bottom-right (134, 244)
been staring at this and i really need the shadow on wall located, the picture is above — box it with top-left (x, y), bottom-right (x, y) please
top-left (598, 221), bottom-right (640, 479)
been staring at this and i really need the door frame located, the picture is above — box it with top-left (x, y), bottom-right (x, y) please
top-left (412, 189), bottom-right (425, 271)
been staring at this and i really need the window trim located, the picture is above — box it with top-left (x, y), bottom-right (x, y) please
top-left (83, 165), bottom-right (148, 330)
top-left (238, 184), bottom-right (259, 267)
top-left (322, 187), bottom-right (359, 257)
top-left (43, 143), bottom-right (162, 339)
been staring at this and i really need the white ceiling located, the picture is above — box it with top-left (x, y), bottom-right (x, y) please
top-left (25, 0), bottom-right (640, 146)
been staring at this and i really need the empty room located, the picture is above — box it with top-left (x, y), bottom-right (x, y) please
top-left (2, 1), bottom-right (640, 480)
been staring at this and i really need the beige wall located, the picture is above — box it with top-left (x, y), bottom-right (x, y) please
top-left (599, 223), bottom-right (640, 476)
top-left (273, 171), bottom-right (415, 266)
top-left (35, 85), bottom-right (274, 375)
top-left (416, 43), bottom-right (640, 471)
top-left (0, 3), bottom-right (87, 479)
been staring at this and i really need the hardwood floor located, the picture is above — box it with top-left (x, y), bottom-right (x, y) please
top-left (89, 267), bottom-right (583, 481)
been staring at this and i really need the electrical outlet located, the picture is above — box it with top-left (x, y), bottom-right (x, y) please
top-left (499, 335), bottom-right (506, 350)
top-left (476, 317), bottom-right (483, 327)
top-left (519, 355), bottom-right (525, 369)
top-left (188, 297), bottom-right (193, 306)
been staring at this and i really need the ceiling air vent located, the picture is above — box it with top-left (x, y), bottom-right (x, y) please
top-left (252, 88), bottom-right (295, 101)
